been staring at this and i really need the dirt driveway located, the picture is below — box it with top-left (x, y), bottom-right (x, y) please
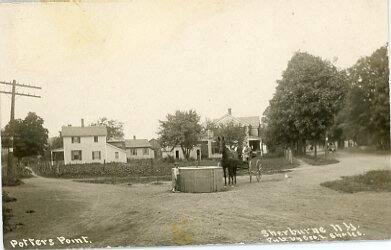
top-left (3, 152), bottom-right (391, 248)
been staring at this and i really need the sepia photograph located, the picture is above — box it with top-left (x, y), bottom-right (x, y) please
top-left (0, 0), bottom-right (390, 249)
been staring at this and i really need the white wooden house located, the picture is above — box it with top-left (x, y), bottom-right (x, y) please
top-left (107, 136), bottom-right (155, 160)
top-left (124, 137), bottom-right (155, 160)
top-left (162, 146), bottom-right (201, 160)
top-left (51, 121), bottom-right (127, 165)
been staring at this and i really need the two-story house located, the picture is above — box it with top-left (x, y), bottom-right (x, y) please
top-left (59, 122), bottom-right (127, 165)
top-left (202, 108), bottom-right (263, 159)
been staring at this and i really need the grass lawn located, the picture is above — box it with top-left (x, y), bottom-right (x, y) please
top-left (321, 170), bottom-right (391, 193)
top-left (300, 154), bottom-right (339, 166)
top-left (260, 156), bottom-right (300, 171)
top-left (341, 146), bottom-right (390, 155)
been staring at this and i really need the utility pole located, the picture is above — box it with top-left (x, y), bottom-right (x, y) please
top-left (0, 80), bottom-right (41, 185)
top-left (10, 80), bottom-right (15, 120)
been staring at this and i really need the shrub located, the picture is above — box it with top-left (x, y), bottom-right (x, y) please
top-left (162, 155), bottom-right (175, 163)
top-left (3, 206), bottom-right (13, 233)
top-left (3, 192), bottom-right (17, 203)
top-left (29, 160), bottom-right (174, 178)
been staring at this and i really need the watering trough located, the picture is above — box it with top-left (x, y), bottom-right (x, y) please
top-left (172, 166), bottom-right (224, 193)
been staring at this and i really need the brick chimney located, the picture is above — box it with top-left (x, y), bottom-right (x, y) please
top-left (81, 119), bottom-right (84, 127)
top-left (228, 108), bottom-right (232, 115)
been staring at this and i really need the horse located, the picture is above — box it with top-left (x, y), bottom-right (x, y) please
top-left (217, 136), bottom-right (238, 186)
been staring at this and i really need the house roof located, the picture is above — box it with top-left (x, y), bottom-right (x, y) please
top-left (106, 143), bottom-right (126, 152)
top-left (213, 114), bottom-right (260, 128)
top-left (61, 126), bottom-right (107, 137)
top-left (236, 116), bottom-right (260, 128)
top-left (107, 139), bottom-right (125, 143)
top-left (124, 139), bottom-right (151, 148)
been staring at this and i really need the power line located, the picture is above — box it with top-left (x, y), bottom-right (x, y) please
top-left (0, 91), bottom-right (41, 98)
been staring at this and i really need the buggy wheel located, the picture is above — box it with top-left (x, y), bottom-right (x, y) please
top-left (257, 170), bottom-right (263, 182)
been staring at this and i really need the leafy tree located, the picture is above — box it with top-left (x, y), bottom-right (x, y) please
top-left (344, 46), bottom-right (390, 149)
top-left (260, 107), bottom-right (284, 153)
top-left (2, 112), bottom-right (49, 161)
top-left (206, 121), bottom-right (247, 154)
top-left (50, 136), bottom-right (63, 149)
top-left (262, 52), bottom-right (346, 157)
top-left (1, 120), bottom-right (22, 149)
top-left (90, 117), bottom-right (124, 140)
top-left (158, 110), bottom-right (202, 160)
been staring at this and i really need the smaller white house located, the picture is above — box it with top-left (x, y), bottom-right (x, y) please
top-left (54, 123), bottom-right (127, 165)
top-left (106, 143), bottom-right (127, 163)
top-left (107, 136), bottom-right (155, 160)
top-left (162, 146), bottom-right (201, 160)
top-left (124, 138), bottom-right (155, 160)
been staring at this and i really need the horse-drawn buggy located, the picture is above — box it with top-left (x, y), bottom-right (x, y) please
top-left (171, 136), bottom-right (263, 193)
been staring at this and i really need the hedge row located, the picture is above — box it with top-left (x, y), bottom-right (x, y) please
top-left (30, 159), bottom-right (174, 178)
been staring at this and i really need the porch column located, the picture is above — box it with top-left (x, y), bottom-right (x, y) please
top-left (259, 140), bottom-right (262, 155)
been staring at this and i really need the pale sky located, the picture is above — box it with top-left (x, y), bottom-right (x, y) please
top-left (0, 0), bottom-right (388, 139)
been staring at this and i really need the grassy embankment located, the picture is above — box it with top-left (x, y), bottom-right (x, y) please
top-left (321, 170), bottom-right (391, 193)
top-left (299, 154), bottom-right (339, 166)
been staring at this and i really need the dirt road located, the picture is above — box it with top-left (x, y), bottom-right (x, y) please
top-left (3, 152), bottom-right (391, 248)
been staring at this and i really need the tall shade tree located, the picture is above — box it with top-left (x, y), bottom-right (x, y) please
top-left (262, 52), bottom-right (346, 157)
top-left (206, 121), bottom-right (247, 154)
top-left (344, 46), bottom-right (390, 149)
top-left (158, 110), bottom-right (202, 160)
top-left (1, 112), bottom-right (49, 161)
top-left (90, 117), bottom-right (124, 140)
